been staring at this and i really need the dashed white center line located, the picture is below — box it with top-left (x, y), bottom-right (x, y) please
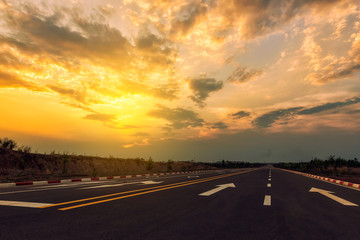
top-left (263, 195), bottom-right (271, 206)
top-left (267, 183), bottom-right (271, 187)
top-left (268, 178), bottom-right (271, 181)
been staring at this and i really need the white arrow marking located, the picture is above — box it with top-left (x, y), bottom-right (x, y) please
top-left (199, 183), bottom-right (235, 196)
top-left (0, 200), bottom-right (52, 208)
top-left (141, 181), bottom-right (163, 185)
top-left (309, 187), bottom-right (358, 206)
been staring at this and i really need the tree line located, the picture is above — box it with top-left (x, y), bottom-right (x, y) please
top-left (274, 155), bottom-right (360, 175)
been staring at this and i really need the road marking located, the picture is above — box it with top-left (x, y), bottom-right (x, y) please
top-left (58, 173), bottom-right (245, 211)
top-left (263, 195), bottom-right (271, 206)
top-left (43, 170), bottom-right (255, 211)
top-left (267, 183), bottom-right (271, 187)
top-left (80, 183), bottom-right (135, 189)
top-left (0, 200), bottom-right (52, 208)
top-left (309, 187), bottom-right (358, 206)
top-left (187, 176), bottom-right (200, 178)
top-left (33, 181), bottom-right (108, 189)
top-left (80, 181), bottom-right (163, 189)
top-left (199, 183), bottom-right (236, 196)
top-left (40, 173), bottom-right (237, 209)
top-left (0, 182), bottom-right (112, 195)
top-left (141, 181), bottom-right (163, 185)
top-left (268, 178), bottom-right (271, 181)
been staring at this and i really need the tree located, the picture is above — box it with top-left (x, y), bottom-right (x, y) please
top-left (167, 159), bottom-right (173, 172)
top-left (1, 138), bottom-right (17, 150)
top-left (146, 157), bottom-right (154, 171)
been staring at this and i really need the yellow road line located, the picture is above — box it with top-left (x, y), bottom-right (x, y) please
top-left (59, 170), bottom-right (254, 211)
top-left (39, 172), bottom-right (241, 209)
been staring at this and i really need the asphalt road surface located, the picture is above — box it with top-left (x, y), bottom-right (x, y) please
top-left (1, 167), bottom-right (359, 240)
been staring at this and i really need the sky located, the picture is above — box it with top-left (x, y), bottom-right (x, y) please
top-left (1, 0), bottom-right (360, 163)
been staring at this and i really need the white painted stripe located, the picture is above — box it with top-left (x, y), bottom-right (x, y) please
top-left (0, 183), bottom-right (16, 188)
top-left (60, 179), bottom-right (72, 183)
top-left (99, 177), bottom-right (107, 180)
top-left (0, 200), bottom-right (52, 208)
top-left (263, 195), bottom-right (271, 206)
top-left (126, 175), bottom-right (132, 178)
top-left (113, 176), bottom-right (120, 179)
top-left (81, 183), bottom-right (135, 189)
top-left (33, 181), bottom-right (48, 185)
top-left (267, 183), bottom-right (271, 187)
top-left (81, 178), bottom-right (91, 182)
top-left (354, 184), bottom-right (359, 188)
top-left (268, 178), bottom-right (271, 181)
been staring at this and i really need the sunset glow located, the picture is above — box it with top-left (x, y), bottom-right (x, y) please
top-left (1, 0), bottom-right (360, 161)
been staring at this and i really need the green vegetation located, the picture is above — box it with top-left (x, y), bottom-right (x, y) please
top-left (208, 160), bottom-right (264, 169)
top-left (0, 137), bottom-right (18, 150)
top-left (274, 155), bottom-right (360, 176)
top-left (0, 137), bottom-right (266, 183)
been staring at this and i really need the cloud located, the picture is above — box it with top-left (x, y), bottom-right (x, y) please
top-left (0, 3), bottom-right (178, 97)
top-left (252, 107), bottom-right (303, 128)
top-left (151, 86), bottom-right (178, 100)
top-left (298, 97), bottom-right (360, 115)
top-left (123, 138), bottom-right (149, 148)
top-left (144, 0), bottom-right (344, 41)
top-left (48, 85), bottom-right (92, 104)
top-left (0, 70), bottom-right (44, 91)
top-left (132, 132), bottom-right (150, 137)
top-left (253, 97), bottom-right (360, 128)
top-left (84, 113), bottom-right (116, 122)
top-left (188, 77), bottom-right (223, 107)
top-left (304, 61), bottom-right (360, 85)
top-left (218, 0), bottom-right (344, 39)
top-left (230, 111), bottom-right (250, 119)
top-left (148, 105), bottom-right (204, 130)
top-left (304, 32), bottom-right (360, 85)
top-left (227, 66), bottom-right (263, 83)
top-left (209, 122), bottom-right (228, 129)
top-left (91, 79), bottom-right (178, 100)
top-left (170, 1), bottom-right (210, 37)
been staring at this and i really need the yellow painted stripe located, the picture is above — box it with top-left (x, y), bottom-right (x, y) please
top-left (59, 170), bottom-right (253, 211)
top-left (39, 172), bottom-right (240, 209)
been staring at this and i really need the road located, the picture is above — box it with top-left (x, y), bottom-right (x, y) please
top-left (0, 167), bottom-right (359, 240)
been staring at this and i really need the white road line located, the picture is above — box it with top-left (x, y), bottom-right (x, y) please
top-left (263, 195), bottom-right (271, 206)
top-left (80, 181), bottom-right (163, 189)
top-left (32, 181), bottom-right (110, 189)
top-left (267, 183), bottom-right (271, 187)
top-left (199, 183), bottom-right (236, 196)
top-left (268, 178), bottom-right (271, 181)
top-left (80, 182), bottom-right (135, 189)
top-left (0, 200), bottom-right (52, 208)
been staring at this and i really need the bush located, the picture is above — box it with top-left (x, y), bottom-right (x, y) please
top-left (1, 137), bottom-right (17, 150)
top-left (146, 157), bottom-right (154, 171)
